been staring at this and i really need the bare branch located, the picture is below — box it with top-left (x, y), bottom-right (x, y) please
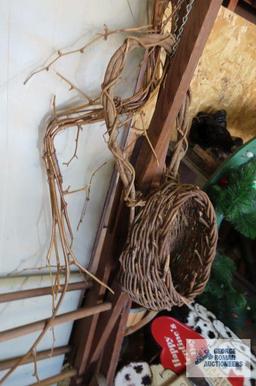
top-left (23, 24), bottom-right (153, 85)
top-left (63, 125), bottom-right (82, 167)
top-left (63, 185), bottom-right (88, 195)
top-left (51, 95), bottom-right (57, 118)
top-left (32, 349), bottom-right (40, 383)
top-left (139, 111), bottom-right (160, 166)
top-left (77, 161), bottom-right (108, 231)
top-left (55, 71), bottom-right (94, 103)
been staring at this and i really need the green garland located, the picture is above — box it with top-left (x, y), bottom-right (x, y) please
top-left (201, 158), bottom-right (256, 329)
top-left (209, 157), bottom-right (256, 239)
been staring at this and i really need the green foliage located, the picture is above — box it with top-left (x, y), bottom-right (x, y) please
top-left (211, 253), bottom-right (235, 284)
top-left (210, 158), bottom-right (256, 239)
top-left (198, 252), bottom-right (256, 331)
top-left (202, 159), bottom-right (256, 329)
top-left (229, 211), bottom-right (256, 239)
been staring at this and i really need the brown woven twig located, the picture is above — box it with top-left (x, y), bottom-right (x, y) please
top-left (120, 181), bottom-right (217, 310)
top-left (102, 33), bottom-right (174, 222)
top-left (103, 51), bottom-right (218, 311)
top-left (167, 90), bottom-right (191, 180)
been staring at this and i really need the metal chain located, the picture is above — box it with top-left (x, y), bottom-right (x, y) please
top-left (171, 0), bottom-right (196, 55)
top-left (171, 0), bottom-right (187, 36)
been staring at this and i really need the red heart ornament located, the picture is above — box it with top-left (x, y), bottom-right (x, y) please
top-left (151, 316), bottom-right (245, 386)
top-left (228, 371), bottom-right (244, 386)
top-left (151, 316), bottom-right (204, 374)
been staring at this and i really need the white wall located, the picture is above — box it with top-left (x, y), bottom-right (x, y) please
top-left (0, 1), bottom-right (148, 384)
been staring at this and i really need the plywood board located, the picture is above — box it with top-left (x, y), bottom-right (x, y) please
top-left (190, 6), bottom-right (256, 142)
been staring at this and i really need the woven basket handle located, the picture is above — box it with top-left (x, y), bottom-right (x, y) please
top-left (166, 90), bottom-right (191, 181)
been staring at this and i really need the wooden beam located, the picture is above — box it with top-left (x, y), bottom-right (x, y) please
top-left (90, 292), bottom-right (129, 364)
top-left (29, 369), bottom-right (77, 386)
top-left (100, 298), bottom-right (131, 385)
top-left (226, 0), bottom-right (239, 11)
top-left (69, 213), bottom-right (121, 383)
top-left (0, 346), bottom-right (70, 371)
top-left (135, 0), bottom-right (222, 187)
top-left (81, 290), bottom-right (131, 385)
top-left (0, 303), bottom-right (111, 343)
top-left (0, 281), bottom-right (91, 304)
top-left (88, 171), bottom-right (121, 275)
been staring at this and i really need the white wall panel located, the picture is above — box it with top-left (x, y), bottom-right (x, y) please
top-left (0, 0), bottom-right (148, 384)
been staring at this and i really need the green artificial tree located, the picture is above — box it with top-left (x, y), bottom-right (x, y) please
top-left (200, 157), bottom-right (256, 330)
top-left (208, 157), bottom-right (256, 239)
top-left (198, 252), bottom-right (256, 331)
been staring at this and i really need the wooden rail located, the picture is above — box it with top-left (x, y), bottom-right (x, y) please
top-left (0, 281), bottom-right (91, 304)
top-left (0, 346), bottom-right (71, 371)
top-left (29, 369), bottom-right (77, 386)
top-left (0, 303), bottom-right (112, 342)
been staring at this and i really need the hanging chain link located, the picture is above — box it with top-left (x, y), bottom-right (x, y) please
top-left (171, 0), bottom-right (196, 55)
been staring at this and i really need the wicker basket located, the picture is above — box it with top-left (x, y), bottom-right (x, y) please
top-left (120, 182), bottom-right (217, 310)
